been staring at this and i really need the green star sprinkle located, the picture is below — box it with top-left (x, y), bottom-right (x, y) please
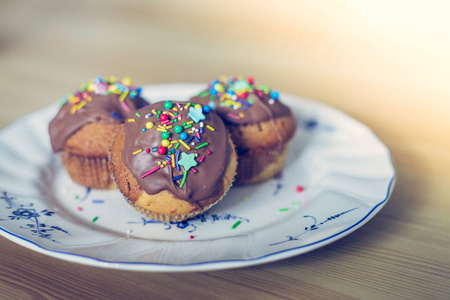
top-left (178, 152), bottom-right (197, 171)
top-left (188, 107), bottom-right (205, 123)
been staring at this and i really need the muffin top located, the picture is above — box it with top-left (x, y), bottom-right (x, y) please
top-left (189, 76), bottom-right (292, 125)
top-left (121, 100), bottom-right (232, 203)
top-left (49, 76), bottom-right (148, 153)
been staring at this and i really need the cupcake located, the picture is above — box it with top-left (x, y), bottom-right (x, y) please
top-left (108, 100), bottom-right (237, 222)
top-left (190, 76), bottom-right (296, 184)
top-left (49, 76), bottom-right (148, 189)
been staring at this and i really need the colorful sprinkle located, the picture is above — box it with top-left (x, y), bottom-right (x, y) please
top-left (141, 166), bottom-right (161, 178)
top-left (173, 174), bottom-right (183, 181)
top-left (92, 216), bottom-right (99, 222)
top-left (231, 220), bottom-right (241, 229)
top-left (279, 208), bottom-right (290, 212)
top-left (206, 125), bottom-right (215, 131)
top-left (179, 139), bottom-right (191, 150)
top-left (120, 101), bottom-right (131, 113)
top-left (175, 150), bottom-right (181, 171)
top-left (132, 149), bottom-right (143, 155)
top-left (179, 170), bottom-right (188, 188)
top-left (157, 146), bottom-right (167, 155)
top-left (188, 107), bottom-right (205, 123)
top-left (226, 113), bottom-right (241, 120)
top-left (178, 152), bottom-right (197, 171)
top-left (195, 142), bottom-right (208, 149)
top-left (111, 112), bottom-right (122, 119)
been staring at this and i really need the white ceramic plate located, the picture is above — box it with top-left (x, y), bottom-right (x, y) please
top-left (0, 83), bottom-right (395, 272)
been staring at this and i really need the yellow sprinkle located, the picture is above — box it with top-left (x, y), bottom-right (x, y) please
top-left (172, 107), bottom-right (178, 112)
top-left (179, 140), bottom-right (191, 150)
top-left (168, 112), bottom-right (175, 117)
top-left (128, 119), bottom-right (135, 122)
top-left (70, 105), bottom-right (77, 114)
top-left (165, 125), bottom-right (173, 129)
top-left (132, 149), bottom-right (143, 155)
top-left (157, 128), bottom-right (167, 132)
top-left (122, 77), bottom-right (133, 86)
top-left (186, 121), bottom-right (193, 125)
top-left (152, 109), bottom-right (157, 115)
top-left (77, 100), bottom-right (87, 110)
top-left (185, 103), bottom-right (191, 108)
top-left (119, 91), bottom-right (129, 102)
top-left (206, 125), bottom-right (215, 131)
top-left (171, 154), bottom-right (175, 167)
top-left (87, 83), bottom-right (95, 92)
top-left (86, 95), bottom-right (93, 102)
top-left (171, 140), bottom-right (179, 144)
top-left (239, 112), bottom-right (245, 118)
top-left (109, 85), bottom-right (120, 94)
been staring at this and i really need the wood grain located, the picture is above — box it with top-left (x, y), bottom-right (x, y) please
top-left (0, 0), bottom-right (449, 299)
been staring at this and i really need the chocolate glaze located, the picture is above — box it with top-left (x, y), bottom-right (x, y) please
top-left (121, 101), bottom-right (231, 203)
top-left (49, 78), bottom-right (148, 152)
top-left (189, 76), bottom-right (292, 126)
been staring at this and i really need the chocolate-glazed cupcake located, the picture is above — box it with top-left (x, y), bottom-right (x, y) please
top-left (49, 76), bottom-right (148, 189)
top-left (109, 100), bottom-right (237, 222)
top-left (190, 76), bottom-right (296, 184)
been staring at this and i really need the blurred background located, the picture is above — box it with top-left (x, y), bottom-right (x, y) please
top-left (1, 0), bottom-right (449, 180)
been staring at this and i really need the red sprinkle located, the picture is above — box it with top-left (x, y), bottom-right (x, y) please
top-left (157, 146), bottom-right (167, 155)
top-left (190, 235), bottom-right (195, 239)
top-left (160, 114), bottom-right (169, 121)
top-left (296, 185), bottom-right (304, 192)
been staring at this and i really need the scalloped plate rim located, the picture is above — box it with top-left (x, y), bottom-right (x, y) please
top-left (0, 83), bottom-right (396, 272)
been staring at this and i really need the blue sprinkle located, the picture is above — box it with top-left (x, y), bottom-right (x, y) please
top-left (165, 155), bottom-right (171, 161)
top-left (172, 175), bottom-right (183, 181)
top-left (200, 127), bottom-right (204, 134)
top-left (136, 87), bottom-right (142, 94)
top-left (176, 150), bottom-right (181, 171)
top-left (111, 112), bottom-right (122, 119)
top-left (202, 106), bottom-right (211, 114)
top-left (187, 136), bottom-right (194, 144)
top-left (208, 101), bottom-right (216, 110)
top-left (270, 90), bottom-right (279, 100)
top-left (92, 200), bottom-right (104, 204)
top-left (194, 136), bottom-right (201, 143)
top-left (179, 132), bottom-right (188, 140)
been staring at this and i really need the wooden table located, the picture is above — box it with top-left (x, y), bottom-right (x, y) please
top-left (1, 1), bottom-right (449, 299)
